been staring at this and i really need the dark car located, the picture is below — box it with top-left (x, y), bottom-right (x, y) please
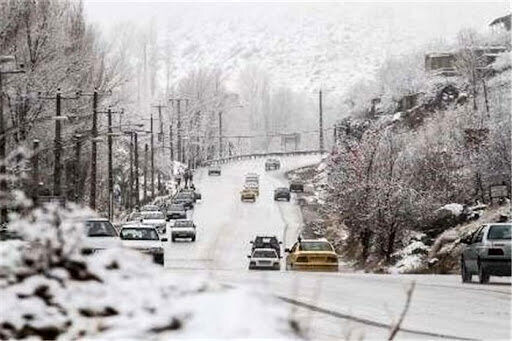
top-left (289, 180), bottom-right (304, 193)
top-left (250, 236), bottom-right (282, 258)
top-left (173, 192), bottom-right (194, 210)
top-left (274, 187), bottom-right (291, 201)
top-left (461, 223), bottom-right (511, 284)
top-left (265, 159), bottom-right (280, 171)
top-left (166, 204), bottom-right (187, 220)
top-left (208, 165), bottom-right (221, 176)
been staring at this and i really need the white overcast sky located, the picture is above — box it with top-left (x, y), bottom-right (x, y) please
top-left (84, 0), bottom-right (509, 38)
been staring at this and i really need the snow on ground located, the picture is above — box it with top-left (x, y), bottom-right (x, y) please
top-left (163, 156), bottom-right (511, 340)
top-left (0, 204), bottom-right (301, 339)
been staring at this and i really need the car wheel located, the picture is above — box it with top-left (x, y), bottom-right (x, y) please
top-left (478, 262), bottom-right (490, 284)
top-left (461, 258), bottom-right (471, 283)
top-left (171, 237), bottom-right (176, 242)
top-left (191, 236), bottom-right (196, 242)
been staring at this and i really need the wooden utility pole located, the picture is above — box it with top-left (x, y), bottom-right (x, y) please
top-left (319, 89), bottom-right (324, 151)
top-left (90, 89), bottom-right (98, 209)
top-left (134, 132), bottom-right (140, 207)
top-left (150, 113), bottom-right (154, 199)
top-left (144, 143), bottom-right (148, 203)
top-left (31, 139), bottom-right (40, 201)
top-left (218, 111), bottom-right (223, 158)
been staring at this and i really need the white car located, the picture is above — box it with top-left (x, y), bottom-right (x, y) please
top-left (247, 248), bottom-right (280, 270)
top-left (140, 211), bottom-right (167, 234)
top-left (119, 224), bottom-right (166, 265)
top-left (170, 220), bottom-right (196, 242)
top-left (82, 218), bottom-right (120, 254)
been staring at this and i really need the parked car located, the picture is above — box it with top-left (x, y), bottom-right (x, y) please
top-left (241, 188), bottom-right (257, 202)
top-left (141, 204), bottom-right (160, 212)
top-left (119, 224), bottom-right (166, 265)
top-left (173, 192), bottom-right (194, 210)
top-left (265, 159), bottom-right (280, 171)
top-left (180, 188), bottom-right (201, 202)
top-left (248, 248), bottom-right (280, 270)
top-left (82, 218), bottom-right (120, 255)
top-left (170, 220), bottom-right (196, 242)
top-left (285, 238), bottom-right (338, 271)
top-left (166, 203), bottom-right (187, 220)
top-left (460, 223), bottom-right (511, 284)
top-left (274, 187), bottom-right (291, 201)
top-left (208, 165), bottom-right (221, 176)
top-left (141, 211), bottom-right (167, 234)
top-left (250, 236), bottom-right (282, 258)
top-left (289, 180), bottom-right (304, 192)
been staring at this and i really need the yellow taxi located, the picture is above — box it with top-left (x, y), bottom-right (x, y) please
top-left (240, 188), bottom-right (257, 202)
top-left (285, 238), bottom-right (338, 272)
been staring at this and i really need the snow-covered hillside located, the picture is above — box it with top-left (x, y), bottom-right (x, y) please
top-left (86, 2), bottom-right (508, 96)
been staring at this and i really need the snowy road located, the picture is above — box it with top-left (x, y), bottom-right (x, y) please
top-left (164, 156), bottom-right (511, 340)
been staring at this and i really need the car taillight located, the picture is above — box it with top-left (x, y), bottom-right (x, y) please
top-left (488, 248), bottom-right (504, 256)
top-left (296, 256), bottom-right (308, 263)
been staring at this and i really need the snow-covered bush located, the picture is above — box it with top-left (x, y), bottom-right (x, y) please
top-left (0, 204), bottom-right (303, 339)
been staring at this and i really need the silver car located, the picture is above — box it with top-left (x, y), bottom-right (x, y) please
top-left (247, 248), bottom-right (280, 270)
top-left (461, 223), bottom-right (511, 283)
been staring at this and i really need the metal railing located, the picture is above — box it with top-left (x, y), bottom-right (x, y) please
top-left (201, 149), bottom-right (327, 166)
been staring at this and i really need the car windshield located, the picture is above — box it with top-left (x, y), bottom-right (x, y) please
top-left (255, 237), bottom-right (278, 245)
top-left (173, 220), bottom-right (194, 228)
top-left (85, 220), bottom-right (117, 237)
top-left (142, 212), bottom-right (164, 220)
top-left (299, 241), bottom-right (333, 252)
top-left (176, 193), bottom-right (191, 199)
top-left (142, 205), bottom-right (159, 211)
top-left (253, 250), bottom-right (277, 258)
top-left (169, 204), bottom-right (185, 211)
top-left (488, 224), bottom-right (511, 240)
top-left (120, 228), bottom-right (159, 240)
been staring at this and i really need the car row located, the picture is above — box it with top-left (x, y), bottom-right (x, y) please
top-left (247, 235), bottom-right (339, 272)
top-left (241, 172), bottom-right (260, 202)
top-left (83, 217), bottom-right (166, 265)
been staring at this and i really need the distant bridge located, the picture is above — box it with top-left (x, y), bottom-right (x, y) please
top-left (201, 149), bottom-right (327, 166)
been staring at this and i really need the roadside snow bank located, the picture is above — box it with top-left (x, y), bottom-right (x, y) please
top-left (0, 204), bottom-right (301, 339)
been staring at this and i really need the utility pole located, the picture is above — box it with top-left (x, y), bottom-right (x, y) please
top-left (176, 100), bottom-right (181, 163)
top-left (169, 124), bottom-right (174, 162)
top-left (150, 113), bottom-right (154, 199)
top-left (134, 132), bottom-right (140, 207)
top-left (152, 104), bottom-right (166, 196)
top-left (107, 108), bottom-right (113, 219)
top-left (31, 139), bottom-right (39, 201)
top-left (319, 89), bottom-right (324, 151)
top-left (218, 111), bottom-right (223, 159)
top-left (128, 133), bottom-right (133, 210)
top-left (53, 90), bottom-right (62, 196)
top-left (74, 135), bottom-right (81, 203)
top-left (144, 143), bottom-right (148, 203)
top-left (90, 89), bottom-right (98, 209)
top-left (37, 89), bottom-right (80, 199)
top-left (0, 56), bottom-right (24, 223)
